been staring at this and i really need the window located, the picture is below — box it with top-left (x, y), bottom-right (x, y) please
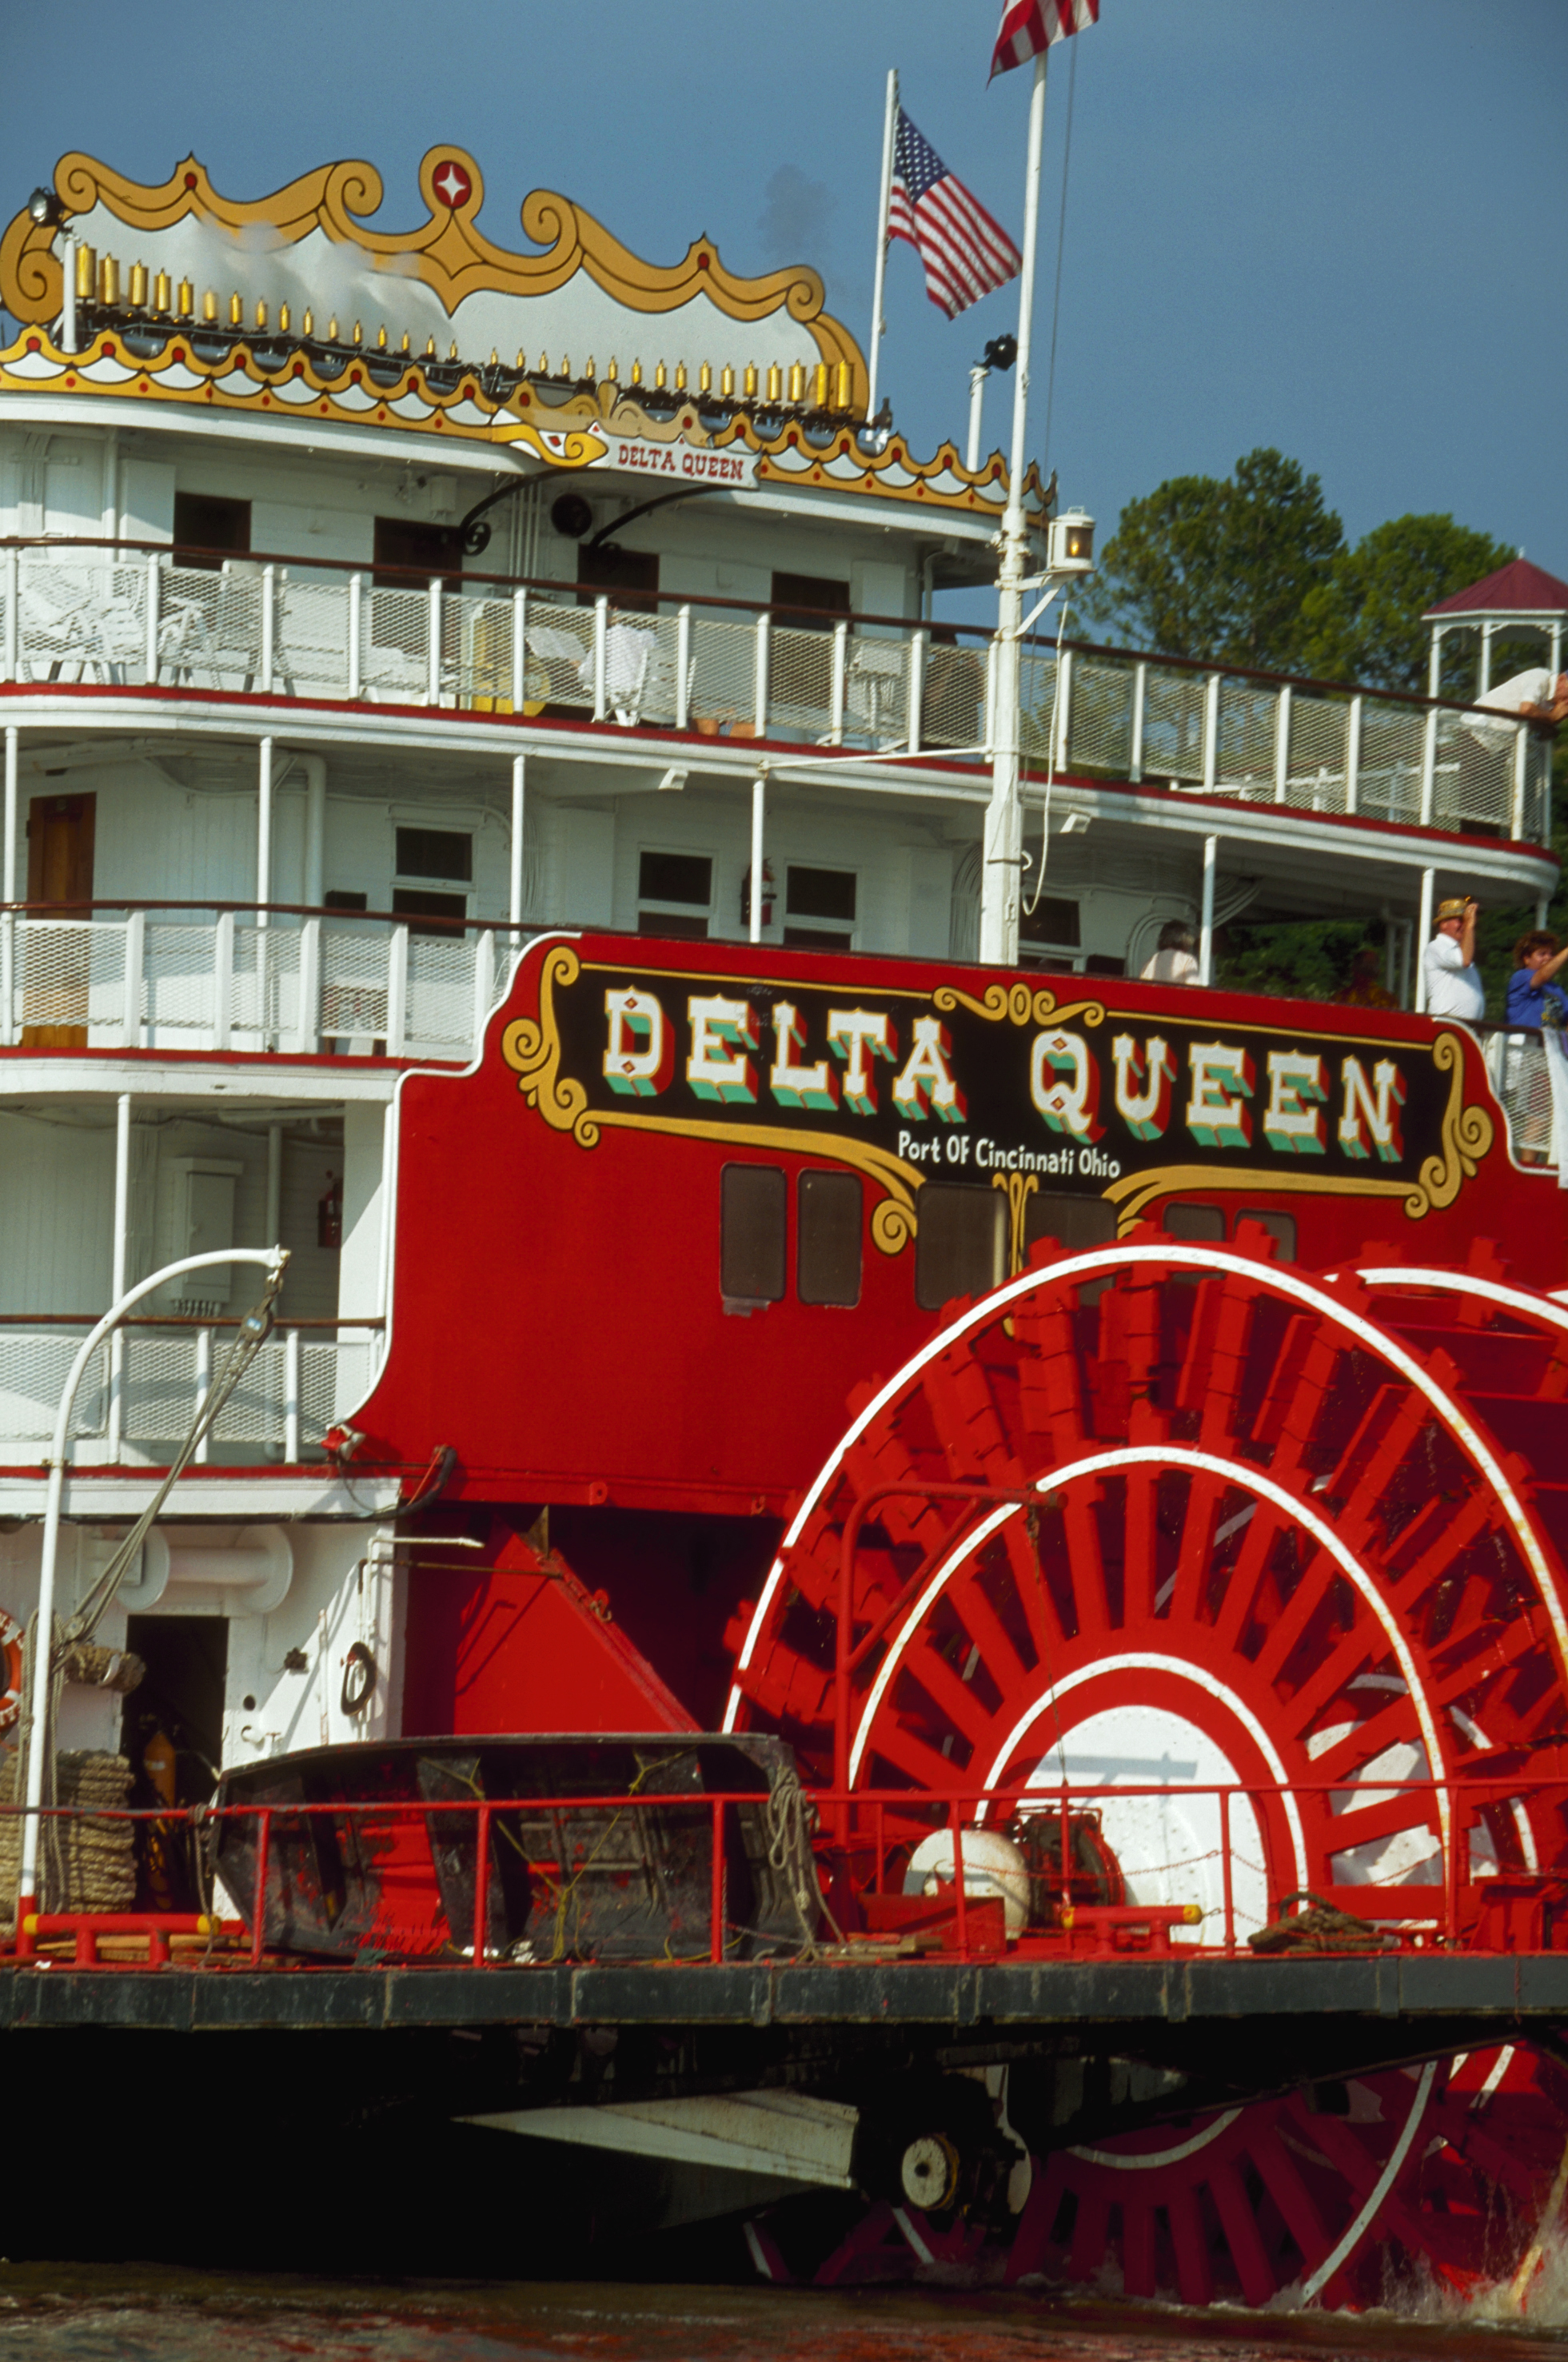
top-left (784, 864), bottom-right (856, 951)
top-left (1023, 1193), bottom-right (1118, 1256)
top-left (1163, 1203), bottom-right (1226, 1242)
top-left (323, 889), bottom-right (367, 913)
top-left (916, 1185), bottom-right (1007, 1311)
top-left (373, 516), bottom-right (464, 590)
top-left (393, 827), bottom-right (470, 938)
top-left (396, 828), bottom-right (472, 884)
top-left (579, 543), bottom-right (660, 613)
top-left (721, 1165), bottom-right (786, 1306)
top-left (1019, 897), bottom-right (1081, 955)
top-left (1238, 1209), bottom-right (1296, 1262)
top-left (797, 1171), bottom-right (861, 1307)
top-left (1085, 954), bottom-right (1127, 978)
top-left (173, 491), bottom-right (250, 569)
top-left (639, 849), bottom-right (712, 940)
top-left (772, 573), bottom-right (850, 630)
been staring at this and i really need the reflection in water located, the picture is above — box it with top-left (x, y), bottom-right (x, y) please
top-left (3, 2272), bottom-right (1568, 2362)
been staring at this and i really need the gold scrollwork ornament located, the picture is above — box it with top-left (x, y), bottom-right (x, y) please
top-left (501, 944), bottom-right (597, 1147)
top-left (1404, 1031), bottom-right (1493, 1219)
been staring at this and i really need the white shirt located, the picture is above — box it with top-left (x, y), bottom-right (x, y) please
top-left (1474, 667), bottom-right (1555, 715)
top-left (1422, 930), bottom-right (1485, 1021)
top-left (1140, 948), bottom-right (1199, 984)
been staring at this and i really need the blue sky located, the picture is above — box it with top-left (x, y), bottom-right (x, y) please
top-left (7, 0), bottom-right (1566, 600)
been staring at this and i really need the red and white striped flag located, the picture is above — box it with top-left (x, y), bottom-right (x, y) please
top-left (887, 109), bottom-right (1021, 319)
top-left (990, 0), bottom-right (1099, 80)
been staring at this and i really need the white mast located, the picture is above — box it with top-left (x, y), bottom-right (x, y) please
top-left (980, 50), bottom-right (1049, 968)
top-left (866, 69), bottom-right (898, 421)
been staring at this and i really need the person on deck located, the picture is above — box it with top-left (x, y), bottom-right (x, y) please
top-left (1422, 896), bottom-right (1485, 1022)
top-left (1474, 669), bottom-right (1568, 725)
top-left (1139, 920), bottom-right (1199, 985)
top-left (1333, 947), bottom-right (1397, 1010)
top-left (1506, 932), bottom-right (1568, 1031)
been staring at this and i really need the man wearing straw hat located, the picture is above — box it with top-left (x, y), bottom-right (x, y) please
top-left (1422, 896), bottom-right (1485, 1022)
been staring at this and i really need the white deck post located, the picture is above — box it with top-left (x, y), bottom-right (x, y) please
top-left (1414, 868), bottom-right (1434, 1012)
top-left (122, 908), bottom-right (143, 1049)
top-left (427, 578), bottom-right (442, 706)
top-left (1055, 646), bottom-right (1074, 772)
top-left (3, 547), bottom-right (18, 681)
top-left (908, 628), bottom-right (926, 755)
top-left (386, 923), bottom-right (409, 1055)
top-left (1129, 661), bottom-right (1146, 784)
top-left (144, 552), bottom-right (160, 684)
top-left (1199, 835), bottom-right (1218, 986)
top-left (675, 604), bottom-right (692, 729)
top-left (754, 611), bottom-right (770, 738)
top-left (297, 916), bottom-right (320, 1054)
top-left (511, 586), bottom-right (528, 713)
top-left (1344, 695), bottom-right (1362, 816)
top-left (346, 572), bottom-right (362, 700)
top-left (1511, 722), bottom-right (1528, 840)
top-left (749, 773), bottom-right (766, 943)
top-left (256, 737), bottom-right (273, 933)
top-left (260, 565), bottom-right (276, 693)
top-left (193, 1327), bottom-right (212, 1464)
top-left (284, 1325), bottom-right (301, 1465)
top-left (829, 620), bottom-right (848, 746)
top-left (213, 910), bottom-right (234, 1051)
top-left (472, 928), bottom-right (493, 1053)
top-left (106, 1092), bottom-right (132, 1461)
top-left (1419, 707), bottom-right (1438, 827)
top-left (592, 595), bottom-right (608, 722)
top-left (509, 755), bottom-right (525, 936)
top-left (1203, 672), bottom-right (1220, 793)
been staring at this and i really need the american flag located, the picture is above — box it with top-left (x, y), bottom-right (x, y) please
top-left (887, 110), bottom-right (1021, 320)
top-left (990, 0), bottom-right (1099, 80)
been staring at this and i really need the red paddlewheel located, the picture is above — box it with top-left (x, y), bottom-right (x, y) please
top-left (1007, 2043), bottom-right (1568, 2308)
top-left (724, 1231), bottom-right (1568, 2303)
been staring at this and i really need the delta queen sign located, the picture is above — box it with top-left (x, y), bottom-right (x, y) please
top-left (492, 937), bottom-right (1499, 1249)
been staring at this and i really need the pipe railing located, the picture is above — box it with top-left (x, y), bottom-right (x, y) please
top-left (0, 537), bottom-right (1552, 844)
top-left (2, 1774), bottom-right (1553, 1970)
top-left (0, 1315), bottom-right (378, 1457)
top-left (0, 898), bottom-right (517, 1057)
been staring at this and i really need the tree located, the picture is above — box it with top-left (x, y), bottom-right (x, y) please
top-left (1298, 514), bottom-right (1515, 696)
top-left (1078, 449), bottom-right (1343, 672)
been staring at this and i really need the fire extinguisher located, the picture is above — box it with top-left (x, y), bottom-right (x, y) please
top-left (740, 858), bottom-right (776, 931)
top-left (318, 1171), bottom-right (343, 1251)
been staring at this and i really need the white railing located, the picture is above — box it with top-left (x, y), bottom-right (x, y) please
top-left (1483, 1030), bottom-right (1562, 1169)
top-left (0, 905), bottom-right (513, 1057)
top-left (0, 541), bottom-right (1552, 846)
top-left (0, 1320), bottom-right (378, 1460)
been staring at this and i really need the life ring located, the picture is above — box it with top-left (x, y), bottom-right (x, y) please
top-left (340, 1641), bottom-right (377, 1718)
top-left (0, 1608), bottom-right (23, 1732)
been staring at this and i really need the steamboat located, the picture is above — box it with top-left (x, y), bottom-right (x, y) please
top-left (3, 139), bottom-right (1568, 2307)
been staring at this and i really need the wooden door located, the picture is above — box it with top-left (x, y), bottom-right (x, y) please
top-left (22, 791), bottom-right (96, 1046)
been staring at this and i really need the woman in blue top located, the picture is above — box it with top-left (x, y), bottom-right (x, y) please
top-left (1506, 932), bottom-right (1568, 1031)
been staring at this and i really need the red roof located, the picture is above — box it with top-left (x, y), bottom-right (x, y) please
top-left (1425, 557), bottom-right (1568, 619)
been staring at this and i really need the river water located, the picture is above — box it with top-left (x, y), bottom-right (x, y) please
top-left (4, 2271), bottom-right (1568, 2362)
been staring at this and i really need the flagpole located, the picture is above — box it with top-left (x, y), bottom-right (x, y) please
top-left (980, 48), bottom-right (1047, 968)
top-left (866, 67), bottom-right (898, 421)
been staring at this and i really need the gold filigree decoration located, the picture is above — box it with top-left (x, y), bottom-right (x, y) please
top-left (934, 981), bottom-right (1105, 1030)
top-left (872, 1195), bottom-right (917, 1257)
top-left (2, 146), bottom-right (866, 404)
top-left (991, 1170), bottom-right (1039, 1277)
top-left (501, 944), bottom-right (596, 1145)
top-left (1405, 1031), bottom-right (1494, 1219)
